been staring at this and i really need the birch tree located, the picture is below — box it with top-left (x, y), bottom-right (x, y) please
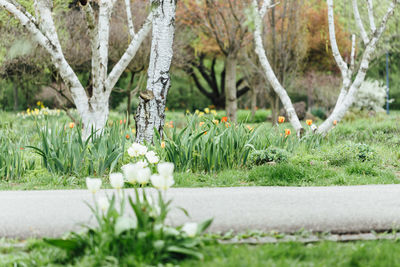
top-left (134, 0), bottom-right (177, 143)
top-left (251, 0), bottom-right (304, 136)
top-left (251, 0), bottom-right (399, 136)
top-left (317, 0), bottom-right (399, 134)
top-left (0, 0), bottom-right (152, 138)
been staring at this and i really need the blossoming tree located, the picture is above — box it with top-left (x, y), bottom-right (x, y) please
top-left (0, 0), bottom-right (176, 140)
top-left (251, 0), bottom-right (399, 136)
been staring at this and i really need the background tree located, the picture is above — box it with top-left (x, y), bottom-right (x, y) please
top-left (178, 0), bottom-right (252, 122)
top-left (0, 0), bottom-right (152, 138)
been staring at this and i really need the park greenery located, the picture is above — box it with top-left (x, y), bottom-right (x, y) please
top-left (1, 0), bottom-right (400, 266)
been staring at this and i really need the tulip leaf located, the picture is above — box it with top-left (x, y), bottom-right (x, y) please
top-left (44, 238), bottom-right (80, 251)
top-left (166, 246), bottom-right (204, 260)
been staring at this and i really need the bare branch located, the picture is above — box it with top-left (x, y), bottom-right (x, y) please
top-left (327, 0), bottom-right (348, 78)
top-left (366, 0), bottom-right (376, 32)
top-left (350, 34), bottom-right (356, 73)
top-left (125, 0), bottom-right (135, 38)
top-left (105, 12), bottom-right (153, 96)
top-left (82, 3), bottom-right (100, 95)
top-left (352, 0), bottom-right (369, 45)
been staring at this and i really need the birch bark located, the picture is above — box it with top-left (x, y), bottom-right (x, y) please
top-left (135, 0), bottom-right (177, 143)
top-left (0, 0), bottom-right (152, 139)
top-left (317, 0), bottom-right (399, 134)
top-left (251, 0), bottom-right (304, 136)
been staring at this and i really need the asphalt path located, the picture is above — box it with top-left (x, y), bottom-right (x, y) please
top-left (2, 185), bottom-right (400, 238)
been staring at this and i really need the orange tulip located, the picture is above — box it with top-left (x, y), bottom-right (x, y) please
top-left (333, 120), bottom-right (337, 126)
top-left (221, 116), bottom-right (228, 123)
top-left (169, 121), bottom-right (174, 128)
top-left (199, 121), bottom-right (205, 127)
top-left (161, 141), bottom-right (166, 148)
top-left (203, 131), bottom-right (207, 135)
top-left (278, 116), bottom-right (285, 123)
top-left (125, 134), bottom-right (130, 140)
top-left (120, 120), bottom-right (123, 125)
top-left (306, 119), bottom-right (312, 126)
top-left (285, 129), bottom-right (291, 136)
top-left (69, 122), bottom-right (75, 129)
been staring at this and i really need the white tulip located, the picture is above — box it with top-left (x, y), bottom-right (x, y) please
top-left (114, 216), bottom-right (137, 235)
top-left (157, 162), bottom-right (174, 178)
top-left (122, 163), bottom-right (138, 184)
top-left (136, 167), bottom-right (151, 185)
top-left (136, 160), bottom-right (148, 169)
top-left (145, 151), bottom-right (159, 164)
top-left (182, 222), bottom-right (198, 237)
top-left (127, 143), bottom-right (148, 157)
top-left (150, 174), bottom-right (174, 190)
top-left (86, 178), bottom-right (102, 194)
top-left (110, 173), bottom-right (124, 189)
top-left (97, 197), bottom-right (110, 212)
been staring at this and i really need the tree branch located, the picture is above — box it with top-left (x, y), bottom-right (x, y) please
top-left (352, 0), bottom-right (369, 45)
top-left (327, 0), bottom-right (349, 79)
top-left (105, 11), bottom-right (152, 96)
top-left (124, 0), bottom-right (135, 38)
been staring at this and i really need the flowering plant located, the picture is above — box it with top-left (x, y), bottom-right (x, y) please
top-left (45, 160), bottom-right (212, 266)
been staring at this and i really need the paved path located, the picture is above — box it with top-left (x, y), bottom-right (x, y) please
top-left (2, 185), bottom-right (400, 238)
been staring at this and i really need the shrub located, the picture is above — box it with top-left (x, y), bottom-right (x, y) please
top-left (324, 142), bottom-right (376, 166)
top-left (353, 79), bottom-right (387, 112)
top-left (248, 147), bottom-right (289, 166)
top-left (311, 107), bottom-right (327, 119)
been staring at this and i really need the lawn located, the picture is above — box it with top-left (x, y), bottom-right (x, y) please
top-left (3, 238), bottom-right (400, 266)
top-left (0, 109), bottom-right (399, 190)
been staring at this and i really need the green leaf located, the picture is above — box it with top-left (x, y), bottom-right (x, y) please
top-left (44, 238), bottom-right (79, 251)
top-left (167, 246), bottom-right (204, 260)
top-left (198, 218), bottom-right (213, 233)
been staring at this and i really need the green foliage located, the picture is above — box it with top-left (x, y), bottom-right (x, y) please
top-left (311, 107), bottom-right (327, 119)
top-left (248, 147), bottom-right (289, 166)
top-left (28, 121), bottom-right (127, 177)
top-left (157, 115), bottom-right (258, 172)
top-left (45, 189), bottom-right (212, 266)
top-left (324, 142), bottom-right (377, 166)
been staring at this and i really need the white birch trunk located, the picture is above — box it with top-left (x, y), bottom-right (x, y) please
top-left (135, 0), bottom-right (176, 143)
top-left (317, 0), bottom-right (399, 134)
top-left (251, 0), bottom-right (304, 136)
top-left (1, 0), bottom-right (152, 140)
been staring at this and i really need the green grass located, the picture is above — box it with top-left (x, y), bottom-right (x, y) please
top-left (0, 110), bottom-right (400, 190)
top-left (3, 239), bottom-right (400, 266)
top-left (180, 240), bottom-right (400, 267)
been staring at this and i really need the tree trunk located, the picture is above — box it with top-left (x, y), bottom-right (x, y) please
top-left (225, 53), bottom-right (237, 122)
top-left (268, 90), bottom-right (280, 123)
top-left (251, 86), bottom-right (257, 120)
top-left (13, 82), bottom-right (18, 111)
top-left (126, 72), bottom-right (135, 124)
top-left (81, 97), bottom-right (110, 139)
top-left (135, 0), bottom-right (176, 143)
top-left (252, 0), bottom-right (304, 136)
